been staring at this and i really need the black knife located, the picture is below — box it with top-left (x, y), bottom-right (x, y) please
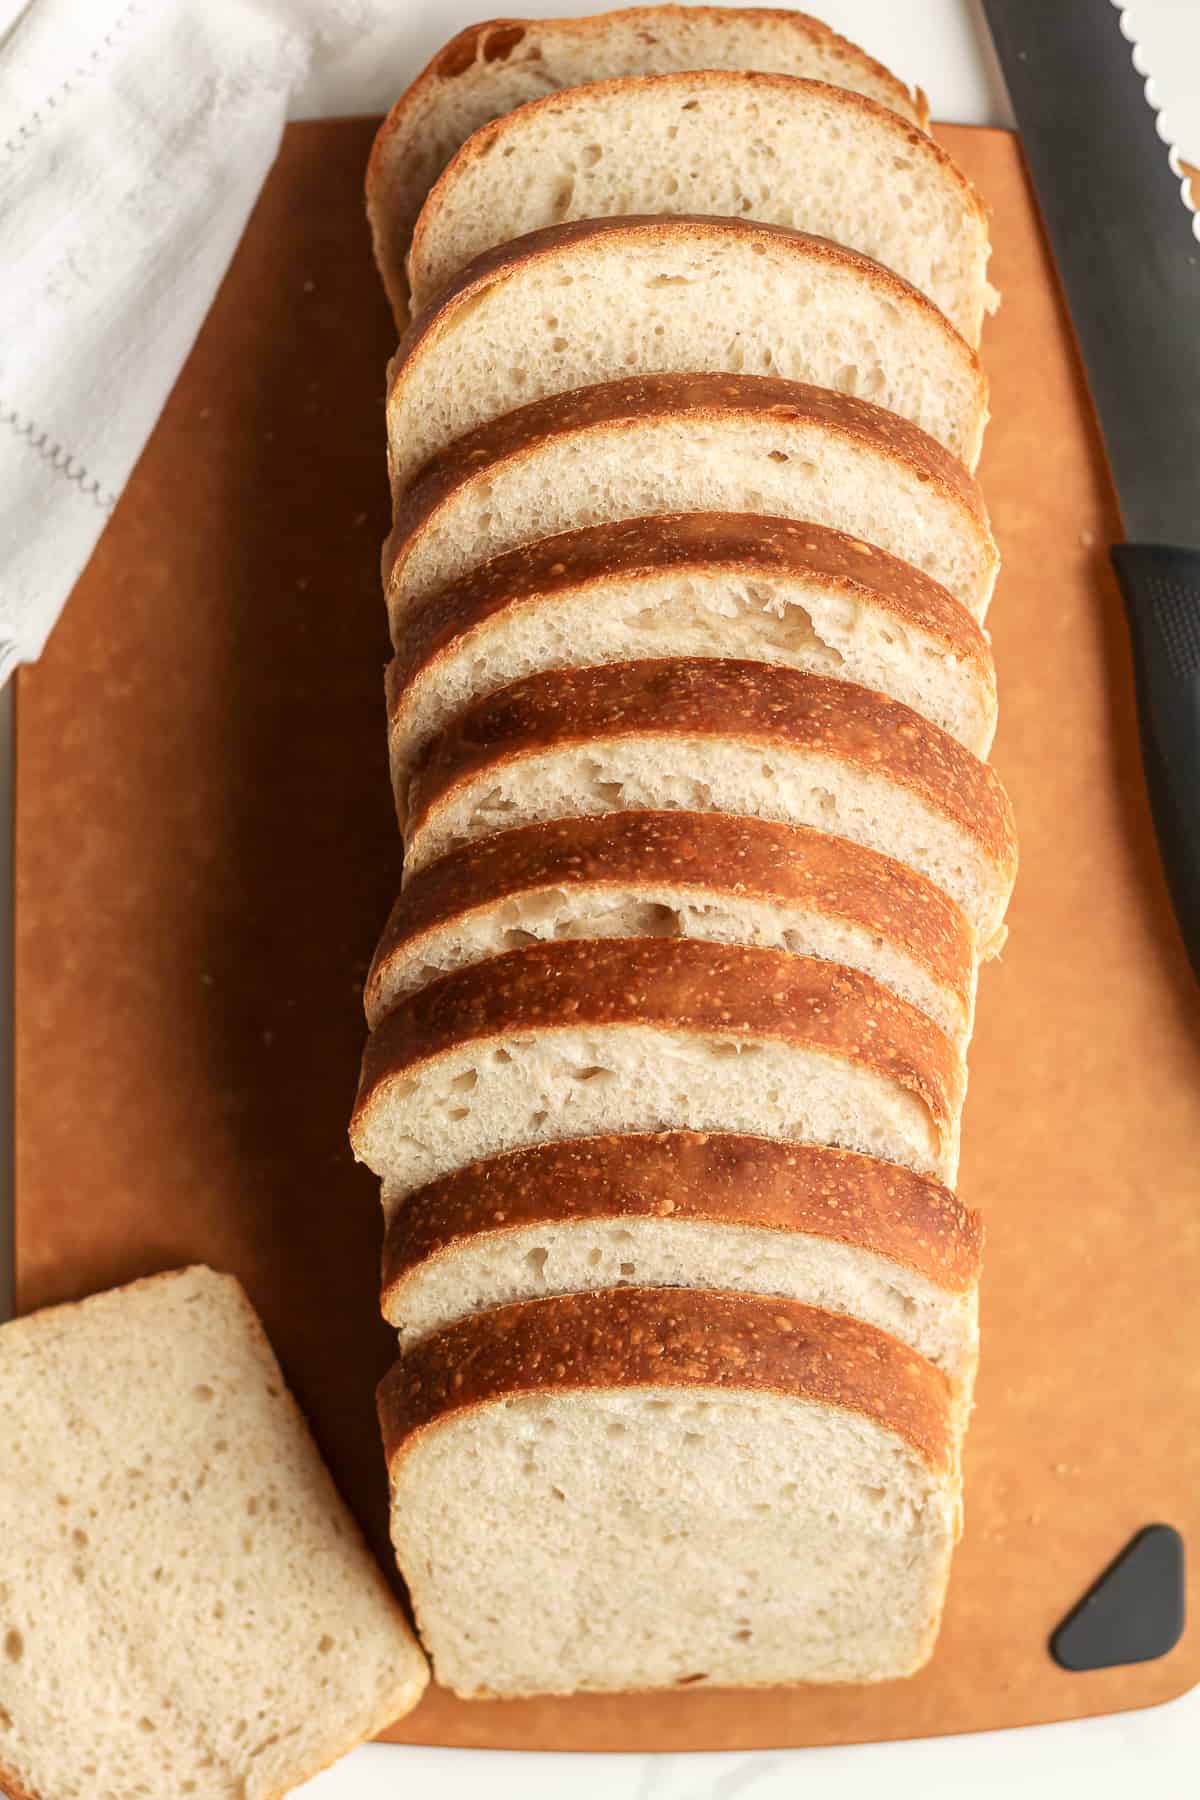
top-left (982, 0), bottom-right (1200, 980)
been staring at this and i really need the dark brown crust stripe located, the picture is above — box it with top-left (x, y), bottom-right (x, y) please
top-left (386, 511), bottom-right (995, 712)
top-left (385, 372), bottom-right (991, 596)
top-left (0, 1763), bottom-right (38, 1800)
top-left (378, 1287), bottom-right (953, 1473)
top-left (406, 659), bottom-right (1016, 876)
top-left (351, 937), bottom-right (961, 1158)
top-left (381, 1132), bottom-right (984, 1307)
top-left (391, 213), bottom-right (983, 402)
top-left (365, 811), bottom-right (974, 1027)
top-left (367, 10), bottom-right (929, 318)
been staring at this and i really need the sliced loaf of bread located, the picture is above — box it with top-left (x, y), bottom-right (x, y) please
top-left (387, 515), bottom-right (997, 790)
top-left (402, 660), bottom-right (1017, 950)
top-left (369, 7), bottom-right (928, 322)
top-left (365, 811), bottom-right (977, 1046)
top-left (351, 937), bottom-right (964, 1208)
top-left (387, 217), bottom-right (987, 490)
top-left (385, 374), bottom-right (998, 623)
top-left (408, 72), bottom-right (990, 337)
top-left (0, 1267), bottom-right (427, 1800)
top-left (380, 1132), bottom-right (982, 1391)
top-left (379, 1287), bottom-right (959, 1695)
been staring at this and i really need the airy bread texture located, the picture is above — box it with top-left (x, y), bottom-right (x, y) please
top-left (351, 938), bottom-right (964, 1207)
top-left (380, 1132), bottom-right (982, 1389)
top-left (388, 217), bottom-right (987, 490)
top-left (388, 515), bottom-right (997, 789)
top-left (385, 374), bottom-right (998, 623)
top-left (403, 660), bottom-right (1017, 950)
top-left (408, 72), bottom-right (990, 337)
top-left (0, 1266), bottom-right (427, 1800)
top-left (368, 6), bottom-right (928, 322)
top-left (361, 7), bottom-right (998, 1706)
top-left (380, 1289), bottom-right (959, 1695)
top-left (366, 812), bottom-right (978, 1045)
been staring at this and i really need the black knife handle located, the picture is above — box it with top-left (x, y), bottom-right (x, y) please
top-left (1110, 543), bottom-right (1200, 983)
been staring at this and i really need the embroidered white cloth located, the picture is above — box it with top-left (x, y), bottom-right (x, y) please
top-left (0, 0), bottom-right (442, 683)
top-left (0, 0), bottom-right (1194, 686)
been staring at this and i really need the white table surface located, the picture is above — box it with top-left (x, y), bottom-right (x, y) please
top-left (2, 3), bottom-right (1195, 1796)
top-left (297, 3), bottom-right (1199, 1792)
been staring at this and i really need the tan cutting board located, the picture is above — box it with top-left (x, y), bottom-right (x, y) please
top-left (14, 119), bottom-right (1200, 1750)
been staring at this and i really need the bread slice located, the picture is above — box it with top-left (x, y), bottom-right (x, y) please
top-left (388, 217), bottom-right (988, 491)
top-left (408, 71), bottom-right (991, 338)
top-left (0, 1266), bottom-right (427, 1800)
top-left (385, 374), bottom-right (998, 623)
top-left (369, 7), bottom-right (928, 323)
top-left (403, 660), bottom-right (1017, 950)
top-left (380, 1132), bottom-right (982, 1385)
top-left (387, 514), bottom-right (998, 797)
top-left (365, 811), bottom-right (977, 1047)
top-left (379, 1287), bottom-right (960, 1695)
top-left (351, 937), bottom-right (964, 1209)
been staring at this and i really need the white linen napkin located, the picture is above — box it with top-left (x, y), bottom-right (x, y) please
top-left (0, 0), bottom-right (449, 685)
top-left (0, 0), bottom-right (306, 682)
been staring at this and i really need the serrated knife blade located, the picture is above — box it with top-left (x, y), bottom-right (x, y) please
top-left (983, 0), bottom-right (1199, 546)
top-left (983, 0), bottom-right (1200, 980)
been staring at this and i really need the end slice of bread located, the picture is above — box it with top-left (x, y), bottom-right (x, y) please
top-left (368, 7), bottom-right (928, 322)
top-left (365, 811), bottom-right (978, 1046)
top-left (0, 1266), bottom-right (427, 1800)
top-left (387, 513), bottom-right (998, 792)
top-left (351, 937), bottom-right (965, 1205)
top-left (380, 1131), bottom-right (982, 1391)
top-left (403, 660), bottom-right (1017, 950)
top-left (380, 1287), bottom-right (959, 1696)
top-left (408, 71), bottom-right (990, 337)
top-left (387, 216), bottom-right (988, 491)
top-left (385, 374), bottom-right (998, 624)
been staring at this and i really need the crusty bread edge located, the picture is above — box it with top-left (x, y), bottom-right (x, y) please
top-left (407, 69), bottom-right (980, 314)
top-left (388, 215), bottom-right (987, 458)
top-left (0, 1264), bottom-right (428, 1794)
top-left (404, 660), bottom-right (1017, 885)
top-left (367, 7), bottom-right (929, 323)
top-left (352, 938), bottom-right (963, 1164)
top-left (364, 812), bottom-right (977, 1032)
top-left (379, 1287), bottom-right (955, 1473)
top-left (0, 1761), bottom-right (44, 1800)
top-left (380, 1132), bottom-right (984, 1313)
top-left (386, 512), bottom-right (997, 725)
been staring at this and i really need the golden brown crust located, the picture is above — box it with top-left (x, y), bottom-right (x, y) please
top-left (365, 810), bottom-right (974, 1028)
top-left (352, 937), bottom-right (961, 1155)
top-left (378, 9), bottom-right (923, 145)
top-left (0, 1762), bottom-right (43, 1800)
top-left (386, 512), bottom-right (994, 718)
top-left (406, 659), bottom-right (1016, 876)
top-left (381, 1131), bottom-right (983, 1310)
top-left (378, 1287), bottom-right (953, 1473)
top-left (391, 214), bottom-right (983, 411)
top-left (367, 10), bottom-right (928, 320)
top-left (385, 373), bottom-right (991, 599)
top-left (409, 70), bottom-right (974, 300)
top-left (411, 10), bottom-right (923, 118)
